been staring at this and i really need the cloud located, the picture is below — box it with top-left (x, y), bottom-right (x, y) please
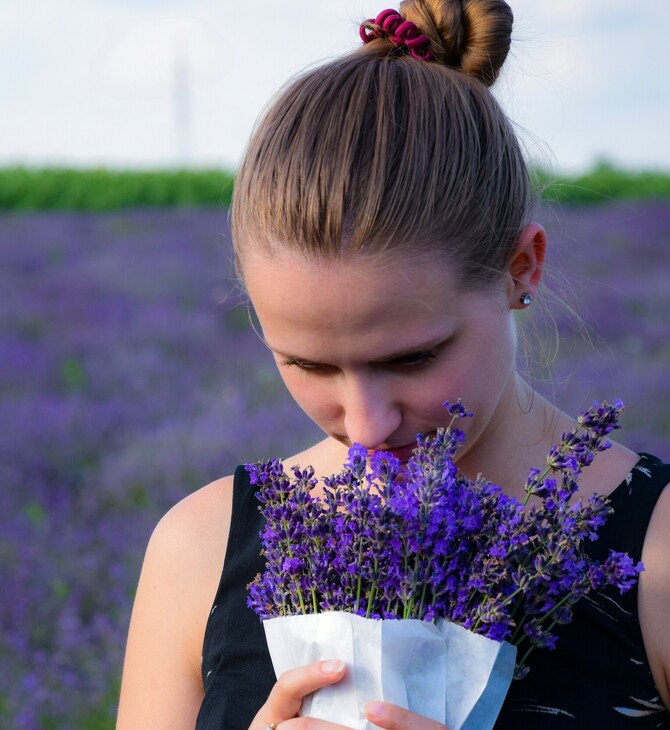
top-left (97, 16), bottom-right (223, 95)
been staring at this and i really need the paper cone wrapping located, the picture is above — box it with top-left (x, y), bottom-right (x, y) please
top-left (263, 612), bottom-right (516, 730)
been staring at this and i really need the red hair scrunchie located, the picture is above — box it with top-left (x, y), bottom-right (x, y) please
top-left (360, 8), bottom-right (434, 61)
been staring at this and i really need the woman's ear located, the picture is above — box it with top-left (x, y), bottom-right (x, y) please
top-left (507, 223), bottom-right (547, 309)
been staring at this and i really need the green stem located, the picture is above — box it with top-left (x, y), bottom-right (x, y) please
top-left (293, 577), bottom-right (307, 614)
top-left (366, 558), bottom-right (380, 618)
top-left (512, 590), bottom-right (575, 645)
top-left (418, 583), bottom-right (428, 620)
top-left (366, 583), bottom-right (377, 619)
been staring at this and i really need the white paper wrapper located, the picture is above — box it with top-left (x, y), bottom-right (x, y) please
top-left (263, 611), bottom-right (516, 730)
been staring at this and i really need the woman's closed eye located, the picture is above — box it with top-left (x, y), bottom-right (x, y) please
top-left (380, 348), bottom-right (440, 371)
top-left (279, 348), bottom-right (440, 374)
top-left (279, 357), bottom-right (335, 373)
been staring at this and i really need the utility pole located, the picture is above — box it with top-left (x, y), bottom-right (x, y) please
top-left (173, 39), bottom-right (190, 167)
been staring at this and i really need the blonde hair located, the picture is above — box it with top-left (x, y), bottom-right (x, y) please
top-left (232, 0), bottom-right (532, 288)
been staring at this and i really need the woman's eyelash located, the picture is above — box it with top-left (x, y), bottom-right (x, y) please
top-left (279, 348), bottom-right (441, 372)
top-left (280, 358), bottom-right (328, 371)
top-left (385, 349), bottom-right (439, 369)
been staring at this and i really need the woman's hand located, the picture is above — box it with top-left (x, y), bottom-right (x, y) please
top-left (363, 702), bottom-right (448, 730)
top-left (249, 662), bottom-right (449, 730)
top-left (249, 659), bottom-right (351, 729)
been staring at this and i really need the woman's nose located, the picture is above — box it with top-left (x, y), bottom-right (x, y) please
top-left (341, 375), bottom-right (401, 449)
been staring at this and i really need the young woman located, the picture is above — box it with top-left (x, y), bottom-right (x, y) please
top-left (116, 1), bottom-right (670, 728)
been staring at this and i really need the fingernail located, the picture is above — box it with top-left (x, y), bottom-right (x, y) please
top-left (321, 659), bottom-right (345, 674)
top-left (364, 702), bottom-right (386, 721)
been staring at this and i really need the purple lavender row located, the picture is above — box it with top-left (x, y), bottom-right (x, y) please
top-left (1, 200), bottom-right (667, 725)
top-left (0, 210), bottom-right (321, 728)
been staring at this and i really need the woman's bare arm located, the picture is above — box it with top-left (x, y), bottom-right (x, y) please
top-left (116, 476), bottom-right (234, 729)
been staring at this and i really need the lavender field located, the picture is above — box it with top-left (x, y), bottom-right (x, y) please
top-left (2, 201), bottom-right (669, 728)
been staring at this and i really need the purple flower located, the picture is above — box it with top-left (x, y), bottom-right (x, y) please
top-left (577, 400), bottom-right (625, 436)
top-left (443, 399), bottom-right (473, 420)
top-left (345, 444), bottom-right (369, 479)
top-left (247, 399), bottom-right (642, 679)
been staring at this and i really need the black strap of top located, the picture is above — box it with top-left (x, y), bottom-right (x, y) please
top-left (588, 453), bottom-right (670, 561)
top-left (196, 465), bottom-right (275, 730)
top-left (583, 452), bottom-right (670, 615)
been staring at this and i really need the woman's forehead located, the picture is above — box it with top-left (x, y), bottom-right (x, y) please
top-left (242, 247), bottom-right (499, 361)
top-left (242, 244), bottom-right (455, 281)
top-left (243, 246), bottom-right (459, 307)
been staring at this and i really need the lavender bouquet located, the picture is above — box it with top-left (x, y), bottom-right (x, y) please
top-left (247, 401), bottom-right (642, 729)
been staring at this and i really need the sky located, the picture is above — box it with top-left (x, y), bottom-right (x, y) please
top-left (2, 0), bottom-right (669, 174)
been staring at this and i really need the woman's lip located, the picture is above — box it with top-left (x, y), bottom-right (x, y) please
top-left (367, 442), bottom-right (418, 462)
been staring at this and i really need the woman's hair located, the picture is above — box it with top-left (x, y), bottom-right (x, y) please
top-left (231, 0), bottom-right (533, 289)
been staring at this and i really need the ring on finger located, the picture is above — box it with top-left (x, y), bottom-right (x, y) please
top-left (265, 724), bottom-right (279, 730)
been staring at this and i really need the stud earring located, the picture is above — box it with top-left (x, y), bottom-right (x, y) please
top-left (520, 293), bottom-right (533, 306)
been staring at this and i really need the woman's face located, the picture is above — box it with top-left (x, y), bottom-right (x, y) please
top-left (243, 248), bottom-right (523, 465)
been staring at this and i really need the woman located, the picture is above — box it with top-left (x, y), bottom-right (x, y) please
top-left (116, 1), bottom-right (670, 727)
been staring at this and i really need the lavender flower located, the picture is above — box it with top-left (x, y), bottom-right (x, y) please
top-left (247, 400), bottom-right (643, 677)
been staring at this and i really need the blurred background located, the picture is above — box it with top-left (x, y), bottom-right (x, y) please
top-left (1, 1), bottom-right (669, 727)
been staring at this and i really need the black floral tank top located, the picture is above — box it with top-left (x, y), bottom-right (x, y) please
top-left (196, 454), bottom-right (670, 730)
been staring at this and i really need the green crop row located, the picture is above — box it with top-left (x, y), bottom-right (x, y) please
top-left (532, 161), bottom-right (670, 204)
top-left (0, 167), bottom-right (235, 211)
top-left (0, 161), bottom-right (669, 211)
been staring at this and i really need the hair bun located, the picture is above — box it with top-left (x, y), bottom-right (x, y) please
top-left (399, 0), bottom-right (513, 86)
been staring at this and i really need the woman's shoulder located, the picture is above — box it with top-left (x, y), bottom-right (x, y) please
top-left (154, 473), bottom-right (235, 557)
top-left (576, 439), bottom-right (640, 497)
top-left (117, 473), bottom-right (237, 727)
top-left (152, 436), bottom-right (339, 568)
top-left (142, 472), bottom-right (238, 632)
top-left (148, 474), bottom-right (237, 619)
top-left (282, 436), bottom-right (350, 479)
